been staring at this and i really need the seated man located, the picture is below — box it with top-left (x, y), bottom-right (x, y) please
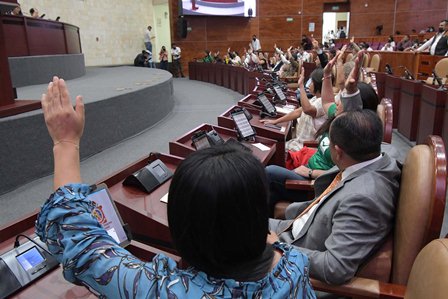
top-left (269, 109), bottom-right (401, 285)
top-left (134, 50), bottom-right (151, 67)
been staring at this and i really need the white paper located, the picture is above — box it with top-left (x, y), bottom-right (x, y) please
top-left (160, 192), bottom-right (169, 203)
top-left (253, 143), bottom-right (270, 151)
top-left (280, 126), bottom-right (286, 133)
top-left (275, 106), bottom-right (295, 114)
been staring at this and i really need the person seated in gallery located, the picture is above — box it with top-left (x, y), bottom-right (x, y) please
top-left (35, 77), bottom-right (317, 298)
top-left (202, 49), bottom-right (214, 63)
top-left (8, 3), bottom-right (23, 16)
top-left (29, 7), bottom-right (39, 18)
top-left (396, 34), bottom-right (413, 51)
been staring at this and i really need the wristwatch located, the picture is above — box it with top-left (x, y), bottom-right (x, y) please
top-left (308, 169), bottom-right (313, 179)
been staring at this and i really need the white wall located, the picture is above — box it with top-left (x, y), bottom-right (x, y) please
top-left (153, 2), bottom-right (172, 62)
top-left (20, 0), bottom-right (155, 66)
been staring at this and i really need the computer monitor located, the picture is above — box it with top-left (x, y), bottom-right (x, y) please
top-left (231, 110), bottom-right (256, 139)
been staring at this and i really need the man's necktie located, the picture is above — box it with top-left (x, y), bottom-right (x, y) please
top-left (280, 172), bottom-right (343, 234)
top-left (296, 172), bottom-right (343, 218)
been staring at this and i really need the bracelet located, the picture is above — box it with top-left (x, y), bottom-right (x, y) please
top-left (54, 140), bottom-right (79, 150)
top-left (323, 75), bottom-right (332, 80)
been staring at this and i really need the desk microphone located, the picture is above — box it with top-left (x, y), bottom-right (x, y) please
top-left (398, 66), bottom-right (414, 80)
top-left (432, 70), bottom-right (446, 90)
top-left (385, 64), bottom-right (393, 75)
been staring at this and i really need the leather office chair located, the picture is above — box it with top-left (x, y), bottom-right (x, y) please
top-left (309, 135), bottom-right (447, 297)
top-left (424, 57), bottom-right (448, 86)
top-left (369, 53), bottom-right (381, 72)
top-left (362, 52), bottom-right (370, 68)
top-left (403, 238), bottom-right (448, 299)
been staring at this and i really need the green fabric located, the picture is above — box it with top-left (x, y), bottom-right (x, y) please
top-left (203, 55), bottom-right (214, 63)
top-left (328, 103), bottom-right (337, 118)
top-left (307, 132), bottom-right (334, 170)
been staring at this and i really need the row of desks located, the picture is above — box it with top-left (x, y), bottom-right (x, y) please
top-left (0, 82), bottom-right (298, 298)
top-left (375, 73), bottom-right (448, 147)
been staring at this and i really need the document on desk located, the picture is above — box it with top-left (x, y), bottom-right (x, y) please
top-left (275, 105), bottom-right (295, 114)
top-left (253, 143), bottom-right (270, 151)
top-left (160, 192), bottom-right (169, 203)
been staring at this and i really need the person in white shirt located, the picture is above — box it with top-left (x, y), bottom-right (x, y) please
top-left (415, 20), bottom-right (448, 56)
top-left (144, 26), bottom-right (155, 54)
top-left (380, 43), bottom-right (394, 52)
top-left (251, 35), bottom-right (262, 51)
top-left (171, 44), bottom-right (184, 77)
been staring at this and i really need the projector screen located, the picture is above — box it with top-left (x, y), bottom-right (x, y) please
top-left (182, 0), bottom-right (256, 17)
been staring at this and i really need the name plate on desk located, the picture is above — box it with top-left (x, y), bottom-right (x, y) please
top-left (0, 237), bottom-right (59, 298)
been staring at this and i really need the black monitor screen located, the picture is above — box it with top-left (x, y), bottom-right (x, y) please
top-left (258, 94), bottom-right (276, 114)
top-left (273, 85), bottom-right (286, 101)
top-left (193, 134), bottom-right (211, 150)
top-left (232, 111), bottom-right (256, 138)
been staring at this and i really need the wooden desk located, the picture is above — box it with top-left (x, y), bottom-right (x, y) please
top-left (384, 74), bottom-right (402, 128)
top-left (217, 105), bottom-right (291, 167)
top-left (168, 123), bottom-right (277, 166)
top-left (416, 85), bottom-right (447, 145)
top-left (0, 212), bottom-right (181, 298)
top-left (99, 153), bottom-right (185, 250)
top-left (188, 62), bottom-right (262, 95)
top-left (398, 79), bottom-right (422, 141)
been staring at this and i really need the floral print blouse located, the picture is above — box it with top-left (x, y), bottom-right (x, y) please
top-left (36, 184), bottom-right (316, 298)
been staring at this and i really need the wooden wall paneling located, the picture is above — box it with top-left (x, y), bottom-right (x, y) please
top-left (349, 12), bottom-right (395, 36)
top-left (258, 0), bottom-right (302, 17)
top-left (301, 15), bottom-right (323, 39)
top-left (302, 0), bottom-right (325, 15)
top-left (394, 11), bottom-right (447, 35)
top-left (206, 17), bottom-right (254, 40)
top-left (349, 0), bottom-right (395, 13)
top-left (396, 0), bottom-right (447, 12)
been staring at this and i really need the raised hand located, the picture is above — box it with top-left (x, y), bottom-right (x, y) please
top-left (324, 52), bottom-right (340, 77)
top-left (344, 50), bottom-right (364, 94)
top-left (41, 76), bottom-right (85, 146)
top-left (297, 67), bottom-right (305, 86)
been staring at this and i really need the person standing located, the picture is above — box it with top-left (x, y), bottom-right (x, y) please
top-left (171, 44), bottom-right (184, 77)
top-left (251, 34), bottom-right (262, 52)
top-left (159, 46), bottom-right (169, 70)
top-left (415, 20), bottom-right (448, 56)
top-left (144, 26), bottom-right (155, 54)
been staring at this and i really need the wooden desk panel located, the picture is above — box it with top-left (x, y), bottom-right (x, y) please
top-left (384, 74), bottom-right (401, 128)
top-left (98, 154), bottom-right (185, 249)
top-left (416, 85), bottom-right (447, 145)
top-left (398, 79), bottom-right (422, 141)
top-left (169, 123), bottom-right (277, 166)
top-left (218, 105), bottom-right (291, 167)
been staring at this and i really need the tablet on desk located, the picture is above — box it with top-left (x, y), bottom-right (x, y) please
top-left (88, 184), bottom-right (131, 247)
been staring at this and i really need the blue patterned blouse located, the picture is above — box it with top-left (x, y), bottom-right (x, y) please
top-left (36, 184), bottom-right (316, 298)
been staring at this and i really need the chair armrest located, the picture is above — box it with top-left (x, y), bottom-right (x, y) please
top-left (303, 140), bottom-right (319, 148)
top-left (311, 278), bottom-right (406, 299)
top-left (285, 179), bottom-right (315, 190)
